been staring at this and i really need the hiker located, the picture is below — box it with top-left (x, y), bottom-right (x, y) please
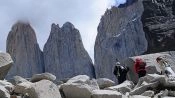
top-left (134, 58), bottom-right (147, 78)
top-left (156, 56), bottom-right (175, 78)
top-left (113, 61), bottom-right (129, 84)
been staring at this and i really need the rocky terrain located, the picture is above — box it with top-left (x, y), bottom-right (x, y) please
top-left (1, 52), bottom-right (175, 98)
top-left (2, 0), bottom-right (175, 97)
top-left (94, 0), bottom-right (175, 81)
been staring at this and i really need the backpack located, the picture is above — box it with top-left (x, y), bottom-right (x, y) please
top-left (113, 66), bottom-right (120, 76)
top-left (139, 62), bottom-right (146, 69)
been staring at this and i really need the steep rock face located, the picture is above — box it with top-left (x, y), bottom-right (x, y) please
top-left (141, 0), bottom-right (175, 53)
top-left (94, 0), bottom-right (147, 80)
top-left (43, 22), bottom-right (95, 80)
top-left (6, 22), bottom-right (44, 78)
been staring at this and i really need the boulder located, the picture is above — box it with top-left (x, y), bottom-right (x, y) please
top-left (66, 75), bottom-right (90, 83)
top-left (134, 74), bottom-right (166, 89)
top-left (124, 52), bottom-right (175, 83)
top-left (10, 95), bottom-right (22, 98)
top-left (0, 52), bottom-right (13, 80)
top-left (91, 90), bottom-right (122, 98)
top-left (43, 22), bottom-right (95, 80)
top-left (26, 80), bottom-right (61, 98)
top-left (85, 79), bottom-right (100, 90)
top-left (9, 76), bottom-right (28, 85)
top-left (168, 91), bottom-right (175, 97)
top-left (30, 72), bottom-right (56, 82)
top-left (14, 81), bottom-right (33, 95)
top-left (105, 80), bottom-right (134, 94)
top-left (60, 80), bottom-right (99, 98)
top-left (130, 95), bottom-right (151, 98)
top-left (6, 22), bottom-right (44, 78)
top-left (130, 81), bottom-right (159, 95)
top-left (96, 78), bottom-right (115, 89)
top-left (141, 90), bottom-right (155, 97)
top-left (154, 89), bottom-right (169, 98)
top-left (0, 80), bottom-right (14, 98)
top-left (165, 80), bottom-right (175, 88)
top-left (0, 86), bottom-right (10, 98)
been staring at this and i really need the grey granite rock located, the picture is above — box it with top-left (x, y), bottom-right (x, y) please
top-left (43, 22), bottom-right (95, 80)
top-left (94, 0), bottom-right (175, 82)
top-left (91, 90), bottom-right (122, 98)
top-left (96, 78), bottom-right (115, 89)
top-left (27, 80), bottom-right (62, 98)
top-left (142, 0), bottom-right (175, 53)
top-left (6, 22), bottom-right (44, 78)
top-left (124, 51), bottom-right (175, 83)
top-left (30, 72), bottom-right (56, 82)
top-left (0, 52), bottom-right (13, 80)
top-left (94, 0), bottom-right (147, 81)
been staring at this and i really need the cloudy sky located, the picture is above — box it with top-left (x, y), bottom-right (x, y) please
top-left (0, 0), bottom-right (126, 60)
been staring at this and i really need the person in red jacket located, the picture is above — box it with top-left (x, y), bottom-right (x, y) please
top-left (134, 58), bottom-right (146, 78)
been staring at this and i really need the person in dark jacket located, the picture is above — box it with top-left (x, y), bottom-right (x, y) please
top-left (113, 61), bottom-right (129, 84)
top-left (134, 58), bottom-right (146, 78)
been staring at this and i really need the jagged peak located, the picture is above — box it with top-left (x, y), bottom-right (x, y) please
top-left (11, 21), bottom-right (32, 31)
top-left (51, 23), bottom-right (60, 29)
top-left (62, 22), bottom-right (75, 30)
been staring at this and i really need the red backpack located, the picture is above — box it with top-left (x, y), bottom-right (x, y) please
top-left (134, 58), bottom-right (146, 73)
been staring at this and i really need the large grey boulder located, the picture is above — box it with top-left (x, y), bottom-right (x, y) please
top-left (94, 0), bottom-right (147, 81)
top-left (0, 80), bottom-right (14, 98)
top-left (66, 75), bottom-right (90, 83)
top-left (10, 76), bottom-right (28, 85)
top-left (130, 95), bottom-right (151, 98)
top-left (60, 79), bottom-right (99, 98)
top-left (43, 22), bottom-right (95, 80)
top-left (6, 22), bottom-right (44, 78)
top-left (130, 81), bottom-right (159, 95)
top-left (0, 86), bottom-right (10, 98)
top-left (134, 74), bottom-right (166, 89)
top-left (96, 78), bottom-right (115, 89)
top-left (14, 81), bottom-right (33, 95)
top-left (30, 72), bottom-right (56, 82)
top-left (26, 80), bottom-right (61, 98)
top-left (91, 90), bottom-right (122, 98)
top-left (141, 90), bottom-right (155, 97)
top-left (124, 51), bottom-right (175, 83)
top-left (105, 80), bottom-right (134, 94)
top-left (0, 52), bottom-right (13, 80)
top-left (15, 80), bottom-right (61, 98)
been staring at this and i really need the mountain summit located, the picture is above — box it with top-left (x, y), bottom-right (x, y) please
top-left (6, 22), bottom-right (44, 78)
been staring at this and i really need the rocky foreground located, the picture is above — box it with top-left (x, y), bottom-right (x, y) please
top-left (2, 73), bottom-right (175, 98)
top-left (0, 52), bottom-right (175, 98)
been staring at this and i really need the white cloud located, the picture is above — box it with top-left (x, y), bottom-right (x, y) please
top-left (0, 0), bottom-right (124, 60)
top-left (115, 0), bottom-right (127, 6)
